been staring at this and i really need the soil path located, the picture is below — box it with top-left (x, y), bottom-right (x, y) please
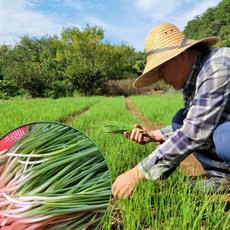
top-left (125, 97), bottom-right (160, 131)
top-left (61, 107), bottom-right (89, 124)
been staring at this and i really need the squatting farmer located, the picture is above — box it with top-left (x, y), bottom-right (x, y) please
top-left (112, 23), bottom-right (230, 199)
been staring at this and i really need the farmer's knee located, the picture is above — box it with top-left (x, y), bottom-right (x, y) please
top-left (213, 122), bottom-right (230, 163)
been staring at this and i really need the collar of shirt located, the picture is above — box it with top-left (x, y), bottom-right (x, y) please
top-left (182, 51), bottom-right (208, 105)
top-left (183, 52), bottom-right (204, 92)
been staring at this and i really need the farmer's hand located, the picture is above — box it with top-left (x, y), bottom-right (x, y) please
top-left (124, 124), bottom-right (163, 144)
top-left (112, 165), bottom-right (145, 199)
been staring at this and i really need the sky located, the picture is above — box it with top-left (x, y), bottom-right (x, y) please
top-left (0, 0), bottom-right (222, 51)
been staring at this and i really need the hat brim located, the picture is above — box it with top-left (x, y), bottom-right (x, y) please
top-left (134, 37), bottom-right (219, 88)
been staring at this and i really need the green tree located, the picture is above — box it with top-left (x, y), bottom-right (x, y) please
top-left (1, 35), bottom-right (72, 97)
top-left (184, 0), bottom-right (230, 47)
top-left (0, 45), bottom-right (9, 80)
top-left (2, 36), bottom-right (52, 97)
top-left (0, 24), bottom-right (147, 97)
top-left (61, 25), bottom-right (106, 95)
top-left (132, 51), bottom-right (146, 76)
top-left (97, 43), bottom-right (136, 80)
top-left (218, 25), bottom-right (230, 47)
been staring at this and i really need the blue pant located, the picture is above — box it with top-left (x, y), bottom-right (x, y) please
top-left (172, 108), bottom-right (230, 178)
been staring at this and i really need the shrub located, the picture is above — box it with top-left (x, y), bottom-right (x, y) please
top-left (0, 80), bottom-right (19, 97)
top-left (153, 80), bottom-right (170, 91)
top-left (103, 79), bottom-right (169, 96)
top-left (51, 80), bottom-right (68, 99)
top-left (0, 91), bottom-right (9, 100)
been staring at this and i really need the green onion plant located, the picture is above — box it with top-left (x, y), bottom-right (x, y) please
top-left (0, 122), bottom-right (111, 230)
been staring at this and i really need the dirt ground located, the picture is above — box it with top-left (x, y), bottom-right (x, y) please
top-left (125, 97), bottom-right (230, 201)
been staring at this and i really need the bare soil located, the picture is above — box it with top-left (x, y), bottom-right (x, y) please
top-left (61, 107), bottom-right (89, 124)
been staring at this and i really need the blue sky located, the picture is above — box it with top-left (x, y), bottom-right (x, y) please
top-left (0, 0), bottom-right (221, 51)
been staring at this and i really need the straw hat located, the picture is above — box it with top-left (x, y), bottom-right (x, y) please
top-left (134, 23), bottom-right (219, 88)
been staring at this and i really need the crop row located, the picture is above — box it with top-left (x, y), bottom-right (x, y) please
top-left (0, 97), bottom-right (100, 137)
top-left (1, 95), bottom-right (229, 229)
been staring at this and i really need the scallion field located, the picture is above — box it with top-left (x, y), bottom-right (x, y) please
top-left (1, 94), bottom-right (229, 229)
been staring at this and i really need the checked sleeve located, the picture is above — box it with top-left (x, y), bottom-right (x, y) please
top-left (139, 58), bottom-right (230, 180)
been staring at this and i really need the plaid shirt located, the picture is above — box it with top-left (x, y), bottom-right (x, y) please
top-left (139, 48), bottom-right (230, 180)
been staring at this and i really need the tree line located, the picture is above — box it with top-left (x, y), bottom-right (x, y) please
top-left (0, 0), bottom-right (229, 98)
top-left (0, 25), bottom-right (145, 98)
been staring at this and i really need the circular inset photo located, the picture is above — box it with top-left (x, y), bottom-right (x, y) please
top-left (0, 122), bottom-right (111, 230)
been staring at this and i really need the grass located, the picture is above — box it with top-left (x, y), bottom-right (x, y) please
top-left (1, 95), bottom-right (229, 229)
top-left (0, 97), bottom-right (100, 137)
top-left (130, 93), bottom-right (183, 126)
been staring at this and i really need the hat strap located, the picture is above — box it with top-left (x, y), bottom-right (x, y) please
top-left (147, 37), bottom-right (188, 57)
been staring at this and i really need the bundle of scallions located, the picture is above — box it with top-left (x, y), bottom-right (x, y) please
top-left (100, 122), bottom-right (133, 134)
top-left (101, 122), bottom-right (152, 143)
top-left (0, 122), bottom-right (111, 230)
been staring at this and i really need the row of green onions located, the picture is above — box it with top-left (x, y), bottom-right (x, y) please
top-left (0, 122), bottom-right (111, 230)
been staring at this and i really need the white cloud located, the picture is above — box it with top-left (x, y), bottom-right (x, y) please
top-left (85, 15), bottom-right (146, 51)
top-left (63, 0), bottom-right (83, 10)
top-left (131, 0), bottom-right (221, 29)
top-left (187, 0), bottom-right (221, 19)
top-left (85, 15), bottom-right (126, 43)
top-left (0, 0), bottom-right (222, 51)
top-left (0, 0), bottom-right (76, 45)
top-left (133, 0), bottom-right (183, 20)
top-left (120, 0), bottom-right (222, 50)
top-left (169, 0), bottom-right (222, 30)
